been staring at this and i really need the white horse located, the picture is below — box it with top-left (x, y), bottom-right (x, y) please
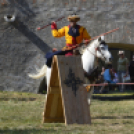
top-left (28, 36), bottom-right (112, 104)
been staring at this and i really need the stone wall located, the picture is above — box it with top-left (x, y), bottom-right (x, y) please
top-left (0, 0), bottom-right (134, 92)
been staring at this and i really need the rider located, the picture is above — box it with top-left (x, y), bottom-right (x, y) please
top-left (51, 14), bottom-right (91, 56)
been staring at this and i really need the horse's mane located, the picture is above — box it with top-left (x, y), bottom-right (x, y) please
top-left (79, 40), bottom-right (95, 54)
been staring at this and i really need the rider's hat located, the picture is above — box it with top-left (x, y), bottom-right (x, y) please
top-left (118, 50), bottom-right (124, 55)
top-left (68, 14), bottom-right (80, 22)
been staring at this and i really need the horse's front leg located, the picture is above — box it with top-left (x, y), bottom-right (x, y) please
top-left (87, 86), bottom-right (94, 105)
top-left (84, 72), bottom-right (95, 105)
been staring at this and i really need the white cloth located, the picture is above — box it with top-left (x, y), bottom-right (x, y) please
top-left (122, 74), bottom-right (131, 83)
top-left (113, 73), bottom-right (119, 83)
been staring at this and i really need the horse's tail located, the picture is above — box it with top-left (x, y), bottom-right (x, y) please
top-left (28, 65), bottom-right (47, 79)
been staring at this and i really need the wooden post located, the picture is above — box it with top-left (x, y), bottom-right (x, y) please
top-left (43, 55), bottom-right (91, 125)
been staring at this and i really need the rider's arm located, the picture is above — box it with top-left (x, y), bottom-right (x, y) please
top-left (51, 22), bottom-right (65, 38)
top-left (83, 28), bottom-right (91, 40)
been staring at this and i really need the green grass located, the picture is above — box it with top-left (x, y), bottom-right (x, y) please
top-left (0, 91), bottom-right (134, 134)
top-left (93, 94), bottom-right (134, 96)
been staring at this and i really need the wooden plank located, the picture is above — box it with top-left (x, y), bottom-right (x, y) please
top-left (43, 56), bottom-right (64, 123)
top-left (43, 94), bottom-right (54, 122)
top-left (50, 94), bottom-right (59, 117)
top-left (44, 55), bottom-right (91, 125)
top-left (74, 56), bottom-right (91, 124)
top-left (44, 117), bottom-right (64, 122)
top-left (75, 56), bottom-right (91, 124)
top-left (49, 57), bottom-right (59, 87)
top-left (73, 56), bottom-right (84, 124)
top-left (56, 93), bottom-right (64, 121)
top-left (48, 87), bottom-right (60, 94)
top-left (56, 56), bottom-right (70, 124)
top-left (57, 56), bottom-right (91, 125)
top-left (59, 56), bottom-right (77, 124)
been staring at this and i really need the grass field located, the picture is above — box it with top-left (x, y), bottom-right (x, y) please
top-left (0, 91), bottom-right (134, 134)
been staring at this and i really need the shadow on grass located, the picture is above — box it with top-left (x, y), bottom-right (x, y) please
top-left (93, 95), bottom-right (134, 101)
top-left (0, 98), bottom-right (36, 101)
top-left (92, 116), bottom-right (134, 119)
top-left (0, 129), bottom-right (62, 134)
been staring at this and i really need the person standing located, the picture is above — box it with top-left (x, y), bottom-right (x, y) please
top-left (129, 55), bottom-right (134, 89)
top-left (112, 69), bottom-right (119, 83)
top-left (117, 51), bottom-right (129, 92)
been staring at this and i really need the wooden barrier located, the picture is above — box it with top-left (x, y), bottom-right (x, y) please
top-left (43, 55), bottom-right (91, 125)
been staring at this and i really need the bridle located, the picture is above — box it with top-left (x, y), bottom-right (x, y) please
top-left (86, 46), bottom-right (107, 61)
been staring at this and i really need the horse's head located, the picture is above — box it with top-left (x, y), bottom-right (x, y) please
top-left (93, 36), bottom-right (112, 63)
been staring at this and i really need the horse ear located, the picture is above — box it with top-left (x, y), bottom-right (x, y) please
top-left (101, 36), bottom-right (105, 41)
top-left (98, 37), bottom-right (101, 42)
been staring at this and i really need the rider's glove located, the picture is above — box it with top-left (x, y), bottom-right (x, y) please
top-left (84, 40), bottom-right (90, 45)
top-left (51, 22), bottom-right (57, 30)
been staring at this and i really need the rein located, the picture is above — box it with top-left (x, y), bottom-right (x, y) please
top-left (86, 46), bottom-right (106, 61)
top-left (86, 46), bottom-right (99, 72)
top-left (84, 46), bottom-right (99, 82)
top-left (86, 47), bottom-right (98, 57)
